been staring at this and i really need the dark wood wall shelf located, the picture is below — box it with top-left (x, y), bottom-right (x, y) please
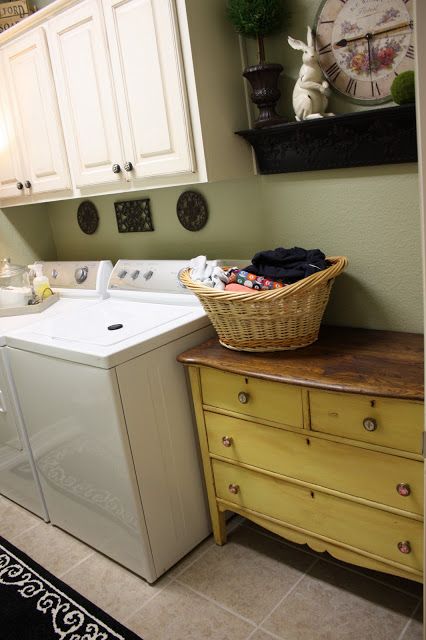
top-left (236, 104), bottom-right (417, 175)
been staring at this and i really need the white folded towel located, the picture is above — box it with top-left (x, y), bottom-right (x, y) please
top-left (190, 256), bottom-right (227, 289)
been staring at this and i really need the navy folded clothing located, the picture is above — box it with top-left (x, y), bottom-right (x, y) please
top-left (244, 247), bottom-right (329, 284)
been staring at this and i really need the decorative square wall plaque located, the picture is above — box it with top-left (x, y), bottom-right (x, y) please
top-left (114, 199), bottom-right (154, 233)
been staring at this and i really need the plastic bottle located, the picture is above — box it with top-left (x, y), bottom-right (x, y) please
top-left (30, 264), bottom-right (52, 299)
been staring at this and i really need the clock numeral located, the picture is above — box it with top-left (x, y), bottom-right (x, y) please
top-left (318, 42), bottom-right (332, 55)
top-left (406, 45), bottom-right (415, 60)
top-left (326, 62), bottom-right (340, 82)
top-left (371, 81), bottom-right (381, 97)
top-left (394, 70), bottom-right (399, 77)
top-left (320, 20), bottom-right (335, 24)
top-left (345, 78), bottom-right (357, 96)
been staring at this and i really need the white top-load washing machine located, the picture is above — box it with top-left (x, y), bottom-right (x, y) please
top-left (0, 261), bottom-right (112, 519)
top-left (6, 260), bottom-right (215, 582)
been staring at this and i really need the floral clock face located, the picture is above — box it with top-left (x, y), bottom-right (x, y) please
top-left (315, 0), bottom-right (415, 104)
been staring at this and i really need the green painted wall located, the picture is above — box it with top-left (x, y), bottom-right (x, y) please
top-left (25, 0), bottom-right (423, 333)
top-left (47, 178), bottom-right (263, 264)
top-left (260, 165), bottom-right (421, 332)
top-left (0, 204), bottom-right (57, 265)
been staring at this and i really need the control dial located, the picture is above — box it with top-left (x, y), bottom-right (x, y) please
top-left (75, 266), bottom-right (88, 284)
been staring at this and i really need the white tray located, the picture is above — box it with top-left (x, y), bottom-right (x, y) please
top-left (0, 293), bottom-right (59, 317)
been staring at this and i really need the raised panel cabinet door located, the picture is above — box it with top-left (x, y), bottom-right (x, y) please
top-left (102, 0), bottom-right (195, 180)
top-left (2, 28), bottom-right (70, 195)
top-left (48, 0), bottom-right (125, 188)
top-left (0, 79), bottom-right (25, 200)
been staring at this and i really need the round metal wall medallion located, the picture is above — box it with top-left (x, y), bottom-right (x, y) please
top-left (77, 201), bottom-right (99, 235)
top-left (176, 191), bottom-right (208, 231)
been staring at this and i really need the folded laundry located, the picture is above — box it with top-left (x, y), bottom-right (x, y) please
top-left (189, 256), bottom-right (228, 289)
top-left (244, 247), bottom-right (329, 283)
top-left (228, 269), bottom-right (285, 291)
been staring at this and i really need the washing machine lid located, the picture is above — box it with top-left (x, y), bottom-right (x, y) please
top-left (26, 299), bottom-right (196, 347)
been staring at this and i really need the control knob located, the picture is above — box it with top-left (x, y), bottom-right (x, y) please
top-left (118, 270), bottom-right (128, 279)
top-left (131, 270), bottom-right (140, 280)
top-left (51, 269), bottom-right (58, 279)
top-left (75, 266), bottom-right (88, 284)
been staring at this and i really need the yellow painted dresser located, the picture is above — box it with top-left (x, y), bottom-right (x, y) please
top-left (178, 327), bottom-right (424, 583)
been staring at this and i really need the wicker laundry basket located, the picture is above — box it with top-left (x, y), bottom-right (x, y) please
top-left (179, 256), bottom-right (348, 352)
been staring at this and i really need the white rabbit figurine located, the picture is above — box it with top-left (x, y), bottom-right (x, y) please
top-left (288, 26), bottom-right (334, 121)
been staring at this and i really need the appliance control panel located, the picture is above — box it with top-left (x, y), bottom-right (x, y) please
top-left (109, 260), bottom-right (201, 294)
top-left (39, 261), bottom-right (112, 292)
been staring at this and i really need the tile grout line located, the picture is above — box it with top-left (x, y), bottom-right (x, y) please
top-left (174, 579), bottom-right (257, 628)
top-left (254, 557), bottom-right (320, 635)
top-left (396, 600), bottom-right (422, 640)
top-left (8, 520), bottom-right (45, 543)
top-left (245, 626), bottom-right (283, 640)
top-left (123, 522), bottom-right (246, 625)
top-left (243, 522), bottom-right (422, 600)
top-left (123, 540), bottom-right (217, 624)
top-left (122, 576), bottom-right (178, 624)
top-left (58, 551), bottom-right (96, 579)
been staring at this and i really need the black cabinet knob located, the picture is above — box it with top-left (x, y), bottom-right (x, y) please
top-left (16, 182), bottom-right (23, 190)
top-left (24, 180), bottom-right (31, 189)
top-left (124, 161), bottom-right (133, 172)
top-left (112, 163), bottom-right (121, 174)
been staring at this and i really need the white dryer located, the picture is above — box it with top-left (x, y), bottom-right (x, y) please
top-left (7, 260), bottom-right (215, 582)
top-left (0, 261), bottom-right (112, 519)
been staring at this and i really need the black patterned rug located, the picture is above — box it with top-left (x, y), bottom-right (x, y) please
top-left (0, 535), bottom-right (142, 640)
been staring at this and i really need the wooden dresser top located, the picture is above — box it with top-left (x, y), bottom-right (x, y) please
top-left (178, 327), bottom-right (424, 401)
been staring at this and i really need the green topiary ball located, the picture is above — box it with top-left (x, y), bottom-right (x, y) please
top-left (391, 70), bottom-right (415, 105)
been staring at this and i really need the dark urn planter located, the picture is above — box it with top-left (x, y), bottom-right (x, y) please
top-left (243, 62), bottom-right (286, 128)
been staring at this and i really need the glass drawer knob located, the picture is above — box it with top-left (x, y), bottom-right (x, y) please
top-left (222, 436), bottom-right (233, 448)
top-left (396, 483), bottom-right (411, 497)
top-left (363, 417), bottom-right (377, 432)
top-left (397, 541), bottom-right (411, 554)
top-left (238, 392), bottom-right (249, 404)
top-left (228, 483), bottom-right (239, 495)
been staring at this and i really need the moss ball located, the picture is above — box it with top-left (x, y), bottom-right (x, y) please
top-left (391, 71), bottom-right (415, 105)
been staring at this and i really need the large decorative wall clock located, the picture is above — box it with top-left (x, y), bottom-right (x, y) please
top-left (315, 0), bottom-right (414, 104)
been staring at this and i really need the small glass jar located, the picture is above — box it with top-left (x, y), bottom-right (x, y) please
top-left (0, 258), bottom-right (31, 308)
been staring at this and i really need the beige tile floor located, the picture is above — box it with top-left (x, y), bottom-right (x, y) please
top-left (0, 494), bottom-right (423, 640)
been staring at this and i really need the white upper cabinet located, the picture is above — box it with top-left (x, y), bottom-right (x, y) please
top-left (0, 0), bottom-right (252, 205)
top-left (1, 28), bottom-right (70, 196)
top-left (48, 0), bottom-right (125, 188)
top-left (103, 0), bottom-right (195, 181)
top-left (0, 89), bottom-right (25, 200)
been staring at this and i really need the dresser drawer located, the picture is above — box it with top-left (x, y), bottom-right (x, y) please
top-left (309, 390), bottom-right (423, 454)
top-left (212, 459), bottom-right (423, 572)
top-left (200, 368), bottom-right (303, 427)
top-left (206, 412), bottom-right (423, 515)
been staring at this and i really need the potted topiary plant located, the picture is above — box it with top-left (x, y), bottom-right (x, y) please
top-left (227, 0), bottom-right (288, 128)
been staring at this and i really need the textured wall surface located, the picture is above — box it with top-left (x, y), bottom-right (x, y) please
top-left (260, 164), bottom-right (422, 332)
top-left (47, 178), bottom-right (263, 264)
top-left (0, 204), bottom-right (57, 265)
